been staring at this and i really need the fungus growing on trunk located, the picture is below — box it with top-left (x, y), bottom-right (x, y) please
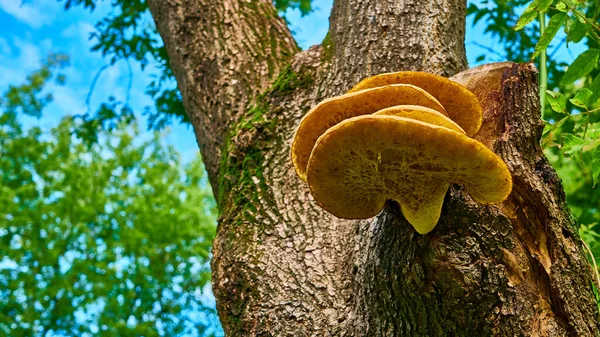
top-left (291, 72), bottom-right (511, 234)
top-left (291, 84), bottom-right (446, 181)
top-left (348, 71), bottom-right (483, 136)
top-left (373, 105), bottom-right (465, 134)
top-left (305, 115), bottom-right (512, 234)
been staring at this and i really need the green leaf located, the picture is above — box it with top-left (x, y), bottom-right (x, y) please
top-left (562, 133), bottom-right (586, 157)
top-left (0, 60), bottom-right (220, 335)
top-left (467, 3), bottom-right (479, 15)
top-left (567, 18), bottom-right (588, 43)
top-left (593, 144), bottom-right (600, 187)
top-left (516, 0), bottom-right (554, 30)
top-left (473, 8), bottom-right (489, 24)
top-left (561, 49), bottom-right (600, 86)
top-left (542, 120), bottom-right (555, 137)
top-left (573, 113), bottom-right (590, 133)
top-left (570, 88), bottom-right (594, 108)
top-left (556, 1), bottom-right (568, 11)
top-left (546, 90), bottom-right (568, 113)
top-left (533, 13), bottom-right (567, 59)
top-left (542, 115), bottom-right (570, 146)
top-left (573, 8), bottom-right (588, 23)
top-left (536, 0), bottom-right (554, 12)
top-left (515, 10), bottom-right (538, 30)
top-left (589, 73), bottom-right (600, 103)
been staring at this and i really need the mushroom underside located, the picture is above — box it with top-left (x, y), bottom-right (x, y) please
top-left (306, 115), bottom-right (512, 233)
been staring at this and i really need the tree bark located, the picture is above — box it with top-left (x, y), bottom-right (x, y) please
top-left (148, 0), bottom-right (600, 335)
top-left (147, 0), bottom-right (298, 192)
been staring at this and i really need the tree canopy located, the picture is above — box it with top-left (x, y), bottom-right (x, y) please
top-left (0, 56), bottom-right (220, 336)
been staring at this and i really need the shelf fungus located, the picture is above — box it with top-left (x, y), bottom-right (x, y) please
top-left (348, 71), bottom-right (483, 136)
top-left (291, 72), bottom-right (512, 234)
top-left (373, 105), bottom-right (465, 135)
top-left (291, 84), bottom-right (446, 181)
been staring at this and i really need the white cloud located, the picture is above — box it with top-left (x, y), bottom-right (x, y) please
top-left (52, 81), bottom-right (87, 111)
top-left (0, 37), bottom-right (11, 56)
top-left (0, 35), bottom-right (85, 124)
top-left (0, 0), bottom-right (59, 29)
top-left (13, 37), bottom-right (44, 69)
top-left (0, 37), bottom-right (44, 92)
top-left (62, 21), bottom-right (96, 45)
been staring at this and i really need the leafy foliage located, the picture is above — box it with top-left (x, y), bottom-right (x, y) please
top-left (0, 58), bottom-right (220, 336)
top-left (59, 0), bottom-right (187, 131)
top-left (273, 0), bottom-right (313, 16)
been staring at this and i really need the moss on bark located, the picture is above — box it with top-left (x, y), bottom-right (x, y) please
top-left (217, 64), bottom-right (314, 218)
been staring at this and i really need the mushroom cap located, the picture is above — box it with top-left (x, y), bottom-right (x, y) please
top-left (348, 71), bottom-right (483, 137)
top-left (373, 105), bottom-right (465, 134)
top-left (292, 84), bottom-right (446, 181)
top-left (306, 115), bottom-right (512, 234)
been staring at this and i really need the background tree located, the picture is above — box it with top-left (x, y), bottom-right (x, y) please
top-left (0, 56), bottom-right (220, 336)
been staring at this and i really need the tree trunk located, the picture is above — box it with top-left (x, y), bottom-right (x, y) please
top-left (148, 0), bottom-right (600, 335)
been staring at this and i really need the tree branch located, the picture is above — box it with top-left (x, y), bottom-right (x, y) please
top-left (147, 0), bottom-right (299, 188)
top-left (329, 0), bottom-right (468, 89)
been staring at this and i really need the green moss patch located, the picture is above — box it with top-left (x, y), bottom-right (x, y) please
top-left (217, 63), bottom-right (313, 219)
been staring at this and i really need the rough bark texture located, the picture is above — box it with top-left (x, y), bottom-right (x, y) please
top-left (148, 0), bottom-right (600, 335)
top-left (147, 0), bottom-right (299, 191)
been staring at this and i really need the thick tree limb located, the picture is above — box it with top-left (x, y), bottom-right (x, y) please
top-left (330, 0), bottom-right (468, 85)
top-left (147, 0), bottom-right (298, 188)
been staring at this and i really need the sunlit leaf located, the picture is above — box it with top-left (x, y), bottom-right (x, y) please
top-left (570, 88), bottom-right (594, 108)
top-left (561, 133), bottom-right (586, 157)
top-left (515, 10), bottom-right (539, 31)
top-left (567, 18), bottom-right (588, 43)
top-left (532, 13), bottom-right (567, 59)
top-left (515, 0), bottom-right (553, 30)
top-left (546, 90), bottom-right (568, 113)
top-left (561, 49), bottom-right (600, 86)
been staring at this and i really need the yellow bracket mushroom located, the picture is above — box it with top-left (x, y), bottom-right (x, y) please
top-left (348, 71), bottom-right (483, 136)
top-left (306, 115), bottom-right (511, 234)
top-left (291, 71), bottom-right (512, 234)
top-left (292, 84), bottom-right (446, 181)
